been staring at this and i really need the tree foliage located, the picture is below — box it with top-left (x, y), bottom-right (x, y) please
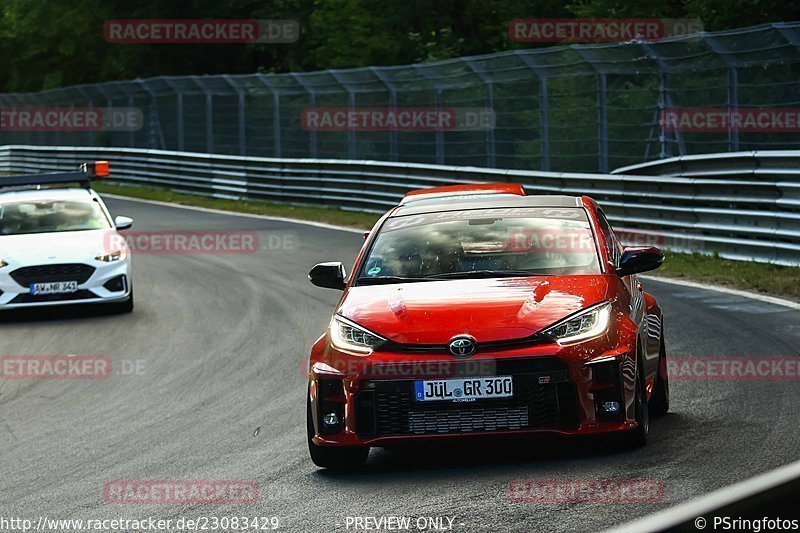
top-left (0, 0), bottom-right (795, 92)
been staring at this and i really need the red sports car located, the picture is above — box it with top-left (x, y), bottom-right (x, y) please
top-left (306, 184), bottom-right (668, 468)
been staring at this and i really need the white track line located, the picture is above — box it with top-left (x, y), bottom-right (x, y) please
top-left (640, 274), bottom-right (800, 311)
top-left (609, 458), bottom-right (800, 533)
top-left (102, 193), bottom-right (365, 234)
top-left (103, 193), bottom-right (800, 311)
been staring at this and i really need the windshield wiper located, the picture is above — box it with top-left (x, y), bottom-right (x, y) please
top-left (356, 275), bottom-right (434, 286)
top-left (425, 270), bottom-right (544, 279)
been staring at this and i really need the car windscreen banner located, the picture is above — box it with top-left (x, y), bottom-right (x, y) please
top-left (382, 207), bottom-right (588, 232)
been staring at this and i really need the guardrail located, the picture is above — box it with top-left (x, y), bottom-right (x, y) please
top-left (614, 151), bottom-right (800, 266)
top-left (610, 457), bottom-right (800, 532)
top-left (1, 145), bottom-right (798, 266)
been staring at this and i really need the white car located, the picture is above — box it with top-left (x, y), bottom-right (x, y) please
top-left (0, 164), bottom-right (134, 312)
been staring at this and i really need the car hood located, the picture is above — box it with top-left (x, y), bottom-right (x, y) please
top-left (0, 229), bottom-right (116, 264)
top-left (338, 276), bottom-right (615, 344)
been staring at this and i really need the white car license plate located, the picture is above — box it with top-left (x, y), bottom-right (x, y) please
top-left (414, 376), bottom-right (513, 402)
top-left (30, 281), bottom-right (78, 295)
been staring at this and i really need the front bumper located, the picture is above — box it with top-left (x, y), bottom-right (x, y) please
top-left (308, 339), bottom-right (639, 448)
top-left (0, 259), bottom-right (132, 309)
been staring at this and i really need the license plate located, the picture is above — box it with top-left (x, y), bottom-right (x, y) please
top-left (30, 281), bottom-right (78, 295)
top-left (414, 376), bottom-right (513, 402)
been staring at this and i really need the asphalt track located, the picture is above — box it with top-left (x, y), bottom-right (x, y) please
top-left (1, 196), bottom-right (799, 533)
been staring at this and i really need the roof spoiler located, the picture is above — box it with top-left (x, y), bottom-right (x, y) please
top-left (0, 161), bottom-right (110, 190)
top-left (400, 183), bottom-right (526, 205)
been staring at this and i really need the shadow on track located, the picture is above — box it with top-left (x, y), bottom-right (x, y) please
top-left (0, 303), bottom-right (128, 324)
top-left (311, 411), bottom-right (688, 481)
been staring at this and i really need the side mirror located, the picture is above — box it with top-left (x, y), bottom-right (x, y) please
top-left (308, 262), bottom-right (347, 290)
top-left (616, 246), bottom-right (664, 277)
top-left (114, 216), bottom-right (133, 230)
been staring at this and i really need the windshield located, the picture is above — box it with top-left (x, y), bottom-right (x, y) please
top-left (0, 198), bottom-right (111, 235)
top-left (358, 207), bottom-right (600, 284)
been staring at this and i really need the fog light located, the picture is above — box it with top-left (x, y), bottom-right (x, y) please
top-left (323, 412), bottom-right (339, 426)
top-left (103, 275), bottom-right (127, 292)
top-left (602, 401), bottom-right (620, 414)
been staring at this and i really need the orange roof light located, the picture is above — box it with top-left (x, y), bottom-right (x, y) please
top-left (93, 161), bottom-right (110, 178)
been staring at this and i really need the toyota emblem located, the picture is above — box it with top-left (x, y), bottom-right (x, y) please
top-left (447, 336), bottom-right (477, 358)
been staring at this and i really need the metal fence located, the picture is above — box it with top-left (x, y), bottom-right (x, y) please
top-left (1, 144), bottom-right (798, 265)
top-left (1, 22), bottom-right (800, 174)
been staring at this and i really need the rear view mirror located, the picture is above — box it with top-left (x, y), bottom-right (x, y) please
top-left (616, 246), bottom-right (664, 277)
top-left (114, 216), bottom-right (133, 230)
top-left (308, 262), bottom-right (347, 290)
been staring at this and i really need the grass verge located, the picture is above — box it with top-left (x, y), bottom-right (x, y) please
top-left (93, 182), bottom-right (381, 230)
top-left (652, 252), bottom-right (800, 301)
top-left (95, 182), bottom-right (800, 302)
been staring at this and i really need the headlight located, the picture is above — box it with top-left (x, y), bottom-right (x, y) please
top-left (329, 315), bottom-right (387, 355)
top-left (95, 249), bottom-right (127, 262)
top-left (542, 301), bottom-right (612, 345)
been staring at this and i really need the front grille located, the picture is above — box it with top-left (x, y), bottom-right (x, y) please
top-left (409, 406), bottom-right (530, 434)
top-left (11, 290), bottom-right (97, 303)
top-left (356, 364), bottom-right (579, 438)
top-left (364, 355), bottom-right (568, 380)
top-left (379, 334), bottom-right (550, 354)
top-left (10, 264), bottom-right (96, 287)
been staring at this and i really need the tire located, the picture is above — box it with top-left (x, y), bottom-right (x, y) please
top-left (650, 336), bottom-right (670, 417)
top-left (621, 359), bottom-right (649, 448)
top-left (306, 394), bottom-right (368, 469)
